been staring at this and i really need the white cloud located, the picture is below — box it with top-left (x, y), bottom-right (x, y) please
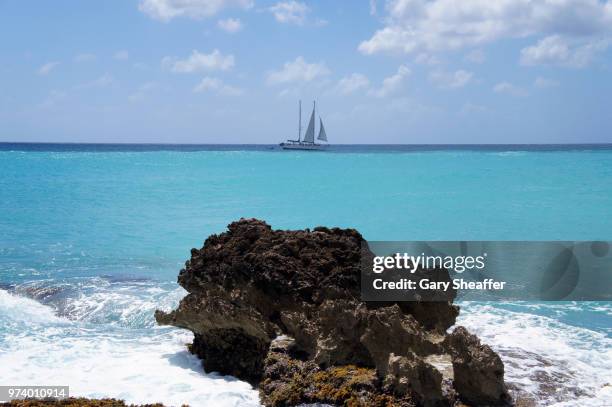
top-left (521, 36), bottom-right (569, 66)
top-left (493, 82), bottom-right (528, 97)
top-left (38, 61), bottom-right (59, 75)
top-left (114, 50), bottom-right (129, 60)
top-left (520, 35), bottom-right (609, 67)
top-left (267, 57), bottom-right (330, 85)
top-left (429, 69), bottom-right (473, 89)
top-left (465, 49), bottom-right (485, 64)
top-left (74, 53), bottom-right (96, 63)
top-left (370, 0), bottom-right (377, 15)
top-left (193, 76), bottom-right (244, 95)
top-left (163, 49), bottom-right (235, 73)
top-left (269, 1), bottom-right (309, 25)
top-left (139, 0), bottom-right (253, 21)
top-left (359, 0), bottom-right (612, 66)
top-left (218, 18), bottom-right (243, 33)
top-left (78, 74), bottom-right (115, 89)
top-left (534, 77), bottom-right (560, 88)
top-left (370, 64), bottom-right (410, 98)
top-left (336, 73), bottom-right (370, 95)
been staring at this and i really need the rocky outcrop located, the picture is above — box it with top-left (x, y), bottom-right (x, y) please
top-left (444, 327), bottom-right (511, 406)
top-left (156, 219), bottom-right (510, 406)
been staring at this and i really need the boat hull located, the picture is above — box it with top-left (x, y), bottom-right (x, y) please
top-left (280, 142), bottom-right (327, 151)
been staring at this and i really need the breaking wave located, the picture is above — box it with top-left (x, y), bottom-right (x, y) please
top-left (0, 283), bottom-right (259, 407)
top-left (457, 302), bottom-right (612, 406)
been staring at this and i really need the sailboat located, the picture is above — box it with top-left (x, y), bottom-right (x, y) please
top-left (280, 100), bottom-right (328, 150)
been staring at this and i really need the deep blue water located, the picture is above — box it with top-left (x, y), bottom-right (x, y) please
top-left (2, 142), bottom-right (612, 152)
top-left (0, 144), bottom-right (610, 406)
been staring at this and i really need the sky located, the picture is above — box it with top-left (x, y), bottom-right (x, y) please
top-left (1, 0), bottom-right (611, 144)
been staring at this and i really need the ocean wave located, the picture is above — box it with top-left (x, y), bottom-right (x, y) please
top-left (0, 288), bottom-right (260, 406)
top-left (457, 303), bottom-right (612, 406)
top-left (0, 289), bottom-right (66, 325)
top-left (10, 277), bottom-right (186, 329)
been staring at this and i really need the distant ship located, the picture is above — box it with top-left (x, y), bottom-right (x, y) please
top-left (280, 100), bottom-right (328, 150)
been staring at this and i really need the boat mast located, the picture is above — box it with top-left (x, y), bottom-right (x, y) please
top-left (313, 101), bottom-right (316, 144)
top-left (298, 100), bottom-right (301, 142)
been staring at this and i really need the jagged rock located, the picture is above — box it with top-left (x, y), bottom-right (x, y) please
top-left (444, 326), bottom-right (511, 406)
top-left (156, 219), bottom-right (510, 406)
top-left (360, 304), bottom-right (440, 375)
top-left (154, 291), bottom-right (273, 383)
top-left (384, 352), bottom-right (445, 407)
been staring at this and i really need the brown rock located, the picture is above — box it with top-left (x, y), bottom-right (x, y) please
top-left (384, 352), bottom-right (446, 406)
top-left (156, 219), bottom-right (511, 406)
top-left (444, 326), bottom-right (511, 406)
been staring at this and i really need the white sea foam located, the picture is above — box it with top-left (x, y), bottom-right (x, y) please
top-left (0, 289), bottom-right (64, 324)
top-left (491, 151), bottom-right (527, 157)
top-left (0, 289), bottom-right (260, 407)
top-left (58, 282), bottom-right (186, 328)
top-left (457, 303), bottom-right (612, 406)
top-left (13, 278), bottom-right (186, 328)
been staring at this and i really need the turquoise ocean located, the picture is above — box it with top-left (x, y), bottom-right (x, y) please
top-left (1, 144), bottom-right (611, 406)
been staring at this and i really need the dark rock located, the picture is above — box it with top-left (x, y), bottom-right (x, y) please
top-left (156, 219), bottom-right (511, 406)
top-left (444, 326), bottom-right (511, 406)
top-left (154, 290), bottom-right (272, 383)
top-left (190, 330), bottom-right (269, 384)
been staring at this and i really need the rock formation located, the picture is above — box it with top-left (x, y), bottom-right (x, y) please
top-left (156, 219), bottom-right (511, 406)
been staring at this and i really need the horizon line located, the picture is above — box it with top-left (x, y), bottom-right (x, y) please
top-left (2, 141), bottom-right (612, 146)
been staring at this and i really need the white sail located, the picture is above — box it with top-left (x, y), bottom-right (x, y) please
top-left (317, 118), bottom-right (327, 142)
top-left (280, 100), bottom-right (328, 150)
top-left (303, 105), bottom-right (316, 143)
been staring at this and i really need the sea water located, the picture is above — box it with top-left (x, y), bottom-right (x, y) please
top-left (1, 144), bottom-right (611, 406)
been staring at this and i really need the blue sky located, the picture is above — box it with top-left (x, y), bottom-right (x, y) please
top-left (1, 0), bottom-right (611, 144)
